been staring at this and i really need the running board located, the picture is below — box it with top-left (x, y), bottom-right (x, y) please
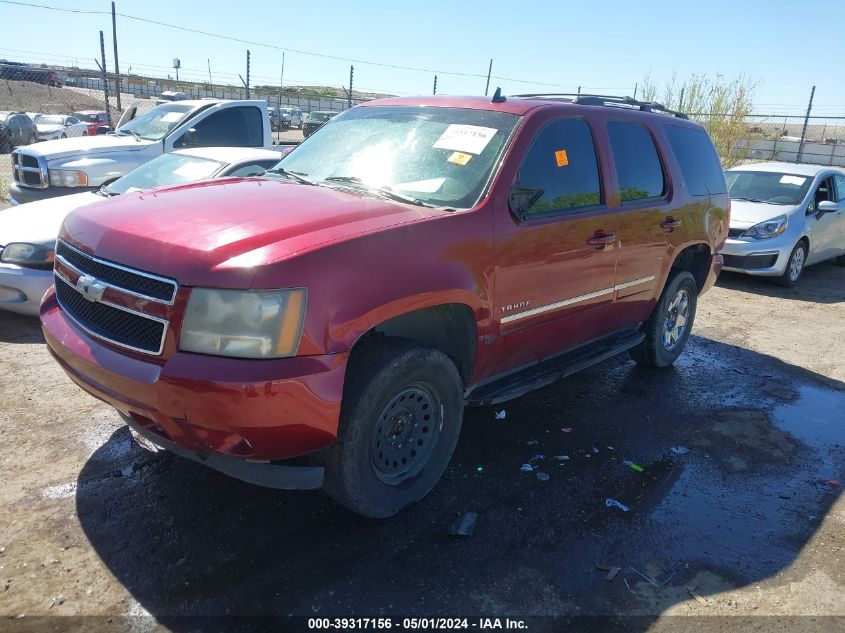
top-left (466, 330), bottom-right (645, 406)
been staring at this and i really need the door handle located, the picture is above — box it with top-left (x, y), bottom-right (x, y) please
top-left (587, 231), bottom-right (617, 249)
top-left (661, 217), bottom-right (683, 232)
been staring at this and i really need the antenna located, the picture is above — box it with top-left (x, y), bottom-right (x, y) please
top-left (491, 87), bottom-right (506, 103)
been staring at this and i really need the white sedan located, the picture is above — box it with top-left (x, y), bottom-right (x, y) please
top-left (34, 114), bottom-right (89, 141)
top-left (0, 146), bottom-right (284, 316)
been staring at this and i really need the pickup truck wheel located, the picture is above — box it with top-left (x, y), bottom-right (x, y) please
top-left (630, 270), bottom-right (697, 368)
top-left (322, 340), bottom-right (464, 518)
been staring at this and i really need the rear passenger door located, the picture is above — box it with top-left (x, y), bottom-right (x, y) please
top-left (492, 117), bottom-right (619, 373)
top-left (603, 120), bottom-right (670, 324)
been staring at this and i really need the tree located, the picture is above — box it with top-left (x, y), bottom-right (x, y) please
top-left (641, 73), bottom-right (757, 168)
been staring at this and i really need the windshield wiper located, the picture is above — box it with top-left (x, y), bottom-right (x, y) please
top-left (94, 185), bottom-right (119, 197)
top-left (266, 168), bottom-right (315, 185)
top-left (116, 129), bottom-right (142, 142)
top-left (323, 176), bottom-right (428, 206)
top-left (731, 196), bottom-right (782, 205)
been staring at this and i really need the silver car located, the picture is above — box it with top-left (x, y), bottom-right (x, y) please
top-left (721, 162), bottom-right (845, 286)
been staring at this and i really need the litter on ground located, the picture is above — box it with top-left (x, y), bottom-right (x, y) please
top-left (605, 498), bottom-right (630, 512)
top-left (536, 472), bottom-right (550, 481)
top-left (670, 446), bottom-right (690, 455)
top-left (448, 512), bottom-right (478, 537)
top-left (494, 410), bottom-right (507, 420)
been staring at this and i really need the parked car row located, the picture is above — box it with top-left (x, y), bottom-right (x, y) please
top-left (0, 110), bottom-right (112, 153)
top-left (3, 92), bottom-right (843, 519)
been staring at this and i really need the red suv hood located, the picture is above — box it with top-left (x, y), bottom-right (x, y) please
top-left (61, 178), bottom-right (439, 288)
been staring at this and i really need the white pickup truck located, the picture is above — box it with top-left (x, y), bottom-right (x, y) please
top-left (9, 99), bottom-right (274, 205)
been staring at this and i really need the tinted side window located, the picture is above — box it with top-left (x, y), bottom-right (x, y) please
top-left (664, 125), bottom-right (726, 196)
top-left (517, 118), bottom-right (602, 217)
top-left (607, 121), bottom-right (665, 203)
top-left (188, 107), bottom-right (263, 147)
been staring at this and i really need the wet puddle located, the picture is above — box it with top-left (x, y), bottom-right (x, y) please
top-left (773, 384), bottom-right (845, 446)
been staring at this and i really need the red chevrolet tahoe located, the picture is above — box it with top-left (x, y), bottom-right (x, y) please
top-left (41, 93), bottom-right (728, 517)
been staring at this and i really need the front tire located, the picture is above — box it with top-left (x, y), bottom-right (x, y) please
top-left (775, 241), bottom-right (807, 287)
top-left (630, 270), bottom-right (698, 368)
top-left (322, 339), bottom-right (464, 518)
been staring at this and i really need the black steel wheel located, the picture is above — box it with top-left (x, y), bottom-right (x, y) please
top-left (322, 339), bottom-right (463, 518)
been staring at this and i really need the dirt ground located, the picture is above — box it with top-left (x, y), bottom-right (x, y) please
top-left (0, 262), bottom-right (843, 631)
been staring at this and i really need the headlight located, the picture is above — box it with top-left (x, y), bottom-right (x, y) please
top-left (49, 169), bottom-right (88, 187)
top-left (179, 288), bottom-right (307, 358)
top-left (0, 242), bottom-right (55, 269)
top-left (743, 215), bottom-right (788, 239)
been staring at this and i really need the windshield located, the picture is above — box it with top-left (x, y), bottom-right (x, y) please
top-left (35, 115), bottom-right (66, 125)
top-left (274, 106), bottom-right (519, 208)
top-left (104, 153), bottom-right (223, 195)
top-left (116, 103), bottom-right (194, 141)
top-left (725, 170), bottom-right (812, 205)
top-left (72, 112), bottom-right (97, 122)
top-left (306, 112), bottom-right (333, 123)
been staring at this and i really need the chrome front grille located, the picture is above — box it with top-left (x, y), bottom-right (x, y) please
top-left (54, 240), bottom-right (178, 355)
top-left (56, 241), bottom-right (177, 303)
top-left (11, 150), bottom-right (48, 189)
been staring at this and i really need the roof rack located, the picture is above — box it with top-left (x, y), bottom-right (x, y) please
top-left (511, 93), bottom-right (689, 119)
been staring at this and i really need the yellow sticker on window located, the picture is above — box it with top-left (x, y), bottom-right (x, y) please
top-left (555, 150), bottom-right (569, 166)
top-left (448, 151), bottom-right (472, 166)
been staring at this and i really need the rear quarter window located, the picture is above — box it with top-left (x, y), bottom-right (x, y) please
top-left (664, 125), bottom-right (726, 196)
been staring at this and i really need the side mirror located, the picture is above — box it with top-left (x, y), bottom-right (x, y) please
top-left (508, 185), bottom-right (544, 219)
top-left (177, 128), bottom-right (197, 148)
top-left (817, 200), bottom-right (838, 214)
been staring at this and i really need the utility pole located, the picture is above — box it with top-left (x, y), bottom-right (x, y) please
top-left (348, 65), bottom-right (353, 109)
top-left (797, 85), bottom-right (815, 164)
top-left (433, 75), bottom-right (437, 95)
top-left (111, 2), bottom-right (121, 110)
top-left (95, 30), bottom-right (110, 119)
top-left (207, 58), bottom-right (213, 98)
top-left (246, 49), bottom-right (250, 99)
top-left (484, 59), bottom-right (492, 96)
top-left (279, 52), bottom-right (285, 109)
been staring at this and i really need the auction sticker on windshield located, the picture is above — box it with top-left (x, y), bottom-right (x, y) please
top-left (160, 112), bottom-right (184, 123)
top-left (780, 175), bottom-right (806, 186)
top-left (434, 124), bottom-right (497, 155)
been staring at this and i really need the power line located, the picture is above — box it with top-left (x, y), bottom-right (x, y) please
top-left (0, 0), bottom-right (607, 89)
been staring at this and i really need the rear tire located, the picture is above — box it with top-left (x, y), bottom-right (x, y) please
top-left (322, 339), bottom-right (464, 518)
top-left (834, 255), bottom-right (845, 266)
top-left (630, 270), bottom-right (698, 368)
top-left (775, 241), bottom-right (807, 287)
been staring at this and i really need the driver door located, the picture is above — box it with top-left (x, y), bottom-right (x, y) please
top-left (805, 175), bottom-right (839, 264)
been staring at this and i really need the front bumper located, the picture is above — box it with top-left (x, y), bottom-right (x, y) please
top-left (0, 263), bottom-right (52, 316)
top-left (719, 234), bottom-right (792, 276)
top-left (10, 183), bottom-right (97, 205)
top-left (41, 289), bottom-right (349, 487)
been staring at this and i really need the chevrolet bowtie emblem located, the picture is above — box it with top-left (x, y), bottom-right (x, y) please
top-left (75, 274), bottom-right (107, 302)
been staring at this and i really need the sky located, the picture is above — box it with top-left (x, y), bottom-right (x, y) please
top-left (1, 0), bottom-right (844, 118)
